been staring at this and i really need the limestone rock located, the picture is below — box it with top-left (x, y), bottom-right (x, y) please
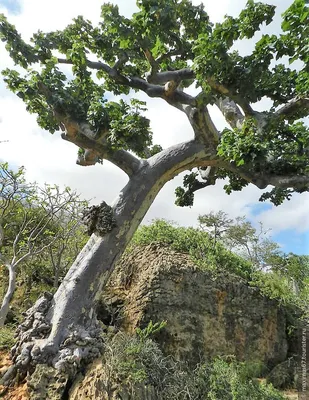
top-left (99, 244), bottom-right (288, 367)
top-left (266, 357), bottom-right (298, 389)
top-left (27, 364), bottom-right (69, 400)
top-left (69, 359), bottom-right (157, 400)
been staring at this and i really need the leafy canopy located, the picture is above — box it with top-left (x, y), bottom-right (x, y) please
top-left (0, 0), bottom-right (309, 205)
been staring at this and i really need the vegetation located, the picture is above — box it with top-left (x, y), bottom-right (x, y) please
top-left (0, 162), bottom-right (88, 326)
top-left (1, 209), bottom-right (307, 324)
top-left (100, 322), bottom-right (285, 399)
top-left (0, 167), bottom-right (305, 397)
top-left (132, 219), bottom-right (309, 309)
top-left (199, 211), bottom-right (281, 268)
top-left (0, 324), bottom-right (15, 351)
top-left (0, 0), bottom-right (308, 393)
top-left (131, 219), bottom-right (254, 279)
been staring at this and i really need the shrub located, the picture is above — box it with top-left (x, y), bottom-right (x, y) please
top-left (0, 325), bottom-right (16, 350)
top-left (100, 323), bottom-right (285, 399)
top-left (250, 271), bottom-right (301, 306)
top-left (131, 219), bottom-right (253, 279)
top-left (205, 357), bottom-right (285, 400)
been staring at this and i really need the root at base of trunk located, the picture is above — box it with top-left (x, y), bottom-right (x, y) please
top-left (1, 293), bottom-right (105, 399)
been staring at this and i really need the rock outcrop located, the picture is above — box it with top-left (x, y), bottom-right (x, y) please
top-left (3, 243), bottom-right (300, 399)
top-left (98, 244), bottom-right (288, 368)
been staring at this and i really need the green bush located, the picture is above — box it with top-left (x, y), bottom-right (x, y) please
top-left (100, 324), bottom-right (285, 399)
top-left (131, 220), bottom-right (308, 309)
top-left (131, 219), bottom-right (253, 279)
top-left (102, 322), bottom-right (171, 393)
top-left (205, 357), bottom-right (285, 400)
top-left (250, 271), bottom-right (301, 306)
top-left (0, 325), bottom-right (16, 350)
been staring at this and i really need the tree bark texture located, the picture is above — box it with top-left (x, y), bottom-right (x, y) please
top-left (0, 263), bottom-right (16, 327)
top-left (5, 140), bottom-right (214, 384)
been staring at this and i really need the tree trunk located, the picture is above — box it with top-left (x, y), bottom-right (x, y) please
top-left (5, 140), bottom-right (212, 389)
top-left (53, 264), bottom-right (60, 288)
top-left (0, 263), bottom-right (16, 327)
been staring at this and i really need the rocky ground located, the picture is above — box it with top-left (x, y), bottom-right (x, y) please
top-left (0, 244), bottom-right (306, 399)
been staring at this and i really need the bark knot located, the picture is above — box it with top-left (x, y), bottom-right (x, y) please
top-left (82, 201), bottom-right (116, 236)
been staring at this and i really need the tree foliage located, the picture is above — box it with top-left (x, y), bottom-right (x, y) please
top-left (0, 0), bottom-right (309, 203)
top-left (198, 211), bottom-right (233, 246)
top-left (198, 211), bottom-right (282, 268)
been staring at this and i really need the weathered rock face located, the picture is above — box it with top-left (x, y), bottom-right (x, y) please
top-left (3, 244), bottom-right (294, 400)
top-left (69, 359), bottom-right (156, 400)
top-left (266, 357), bottom-right (298, 389)
top-left (98, 244), bottom-right (288, 368)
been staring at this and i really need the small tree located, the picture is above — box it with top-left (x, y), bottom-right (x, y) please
top-left (0, 163), bottom-right (85, 326)
top-left (223, 217), bottom-right (281, 269)
top-left (47, 201), bottom-right (88, 288)
top-left (271, 253), bottom-right (309, 294)
top-left (198, 210), bottom-right (233, 246)
top-left (0, 0), bottom-right (308, 387)
top-left (198, 211), bottom-right (281, 269)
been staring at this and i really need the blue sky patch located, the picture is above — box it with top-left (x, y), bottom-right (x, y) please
top-left (273, 229), bottom-right (309, 255)
top-left (248, 202), bottom-right (273, 217)
top-left (0, 0), bottom-right (21, 15)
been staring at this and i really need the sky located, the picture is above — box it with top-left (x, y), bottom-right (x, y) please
top-left (0, 0), bottom-right (308, 255)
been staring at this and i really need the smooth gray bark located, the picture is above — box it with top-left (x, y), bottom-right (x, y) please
top-left (38, 139), bottom-right (213, 352)
top-left (0, 263), bottom-right (16, 327)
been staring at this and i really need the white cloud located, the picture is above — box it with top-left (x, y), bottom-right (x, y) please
top-left (144, 173), bottom-right (264, 226)
top-left (253, 194), bottom-right (309, 234)
top-left (0, 0), bottom-right (307, 250)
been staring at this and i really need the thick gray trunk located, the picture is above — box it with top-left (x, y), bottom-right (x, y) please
top-left (45, 140), bottom-right (209, 349)
top-left (0, 263), bottom-right (16, 327)
top-left (6, 140), bottom-right (213, 384)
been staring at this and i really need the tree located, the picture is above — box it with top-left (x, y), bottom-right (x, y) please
top-left (198, 211), bottom-right (281, 268)
top-left (198, 210), bottom-right (233, 246)
top-left (223, 217), bottom-right (281, 269)
top-left (20, 194), bottom-right (88, 290)
top-left (0, 162), bottom-right (86, 326)
top-left (271, 253), bottom-right (309, 293)
top-left (0, 0), bottom-right (308, 388)
top-left (47, 209), bottom-right (88, 289)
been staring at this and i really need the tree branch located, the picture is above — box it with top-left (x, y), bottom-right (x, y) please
top-left (145, 68), bottom-right (194, 85)
top-left (58, 57), bottom-right (261, 117)
top-left (184, 105), bottom-right (220, 149)
top-left (266, 174), bottom-right (309, 190)
top-left (148, 139), bottom-right (219, 180)
top-left (215, 98), bottom-right (244, 129)
top-left (112, 51), bottom-right (129, 70)
top-left (222, 160), bottom-right (309, 192)
top-left (57, 58), bottom-right (196, 106)
top-left (155, 49), bottom-right (186, 64)
top-left (198, 165), bottom-right (217, 184)
top-left (206, 77), bottom-right (254, 119)
top-left (275, 96), bottom-right (309, 120)
top-left (60, 123), bottom-right (141, 176)
top-left (37, 82), bottom-right (142, 176)
top-left (143, 48), bottom-right (159, 75)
